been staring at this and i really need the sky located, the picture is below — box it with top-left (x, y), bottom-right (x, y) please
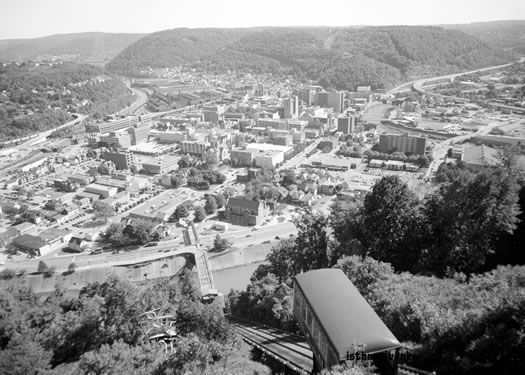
top-left (1, 0), bottom-right (524, 39)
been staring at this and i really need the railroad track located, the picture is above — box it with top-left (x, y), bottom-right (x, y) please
top-left (229, 318), bottom-right (313, 374)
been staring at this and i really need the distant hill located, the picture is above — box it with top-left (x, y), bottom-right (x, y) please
top-left (107, 26), bottom-right (513, 90)
top-left (0, 32), bottom-right (145, 65)
top-left (441, 20), bottom-right (525, 53)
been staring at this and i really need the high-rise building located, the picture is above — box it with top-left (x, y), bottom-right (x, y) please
top-left (283, 96), bottom-right (299, 119)
top-left (337, 116), bottom-right (357, 134)
top-left (314, 92), bottom-right (345, 113)
top-left (128, 122), bottom-right (151, 145)
top-left (294, 88), bottom-right (316, 106)
top-left (378, 133), bottom-right (427, 155)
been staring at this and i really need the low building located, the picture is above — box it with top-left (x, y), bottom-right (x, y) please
top-left (141, 155), bottom-right (180, 175)
top-left (12, 234), bottom-right (50, 257)
top-left (84, 183), bottom-right (118, 198)
top-left (224, 196), bottom-right (270, 226)
top-left (463, 145), bottom-right (500, 171)
top-left (128, 190), bottom-right (189, 222)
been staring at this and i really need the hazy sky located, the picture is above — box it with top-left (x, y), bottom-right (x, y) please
top-left (1, 0), bottom-right (524, 39)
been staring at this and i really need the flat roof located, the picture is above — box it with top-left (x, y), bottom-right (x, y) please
top-left (294, 269), bottom-right (400, 359)
top-left (128, 190), bottom-right (188, 218)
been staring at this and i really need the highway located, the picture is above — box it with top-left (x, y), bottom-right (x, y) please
top-left (389, 57), bottom-right (525, 96)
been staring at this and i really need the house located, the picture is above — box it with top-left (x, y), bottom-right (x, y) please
top-left (68, 237), bottom-right (89, 252)
top-left (224, 196), bottom-right (271, 226)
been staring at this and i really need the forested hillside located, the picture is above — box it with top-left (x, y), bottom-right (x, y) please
top-left (0, 32), bottom-right (145, 65)
top-left (107, 26), bottom-right (513, 90)
top-left (442, 20), bottom-right (525, 53)
top-left (0, 62), bottom-right (133, 140)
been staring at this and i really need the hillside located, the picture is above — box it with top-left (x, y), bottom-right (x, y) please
top-left (107, 26), bottom-right (513, 90)
top-left (442, 20), bottom-right (525, 53)
top-left (0, 32), bottom-right (145, 65)
top-left (0, 62), bottom-right (133, 140)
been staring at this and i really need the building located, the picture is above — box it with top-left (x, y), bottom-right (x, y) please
top-left (337, 116), bottom-right (357, 134)
top-left (254, 150), bottom-right (285, 168)
top-left (150, 130), bottom-right (187, 144)
top-left (141, 155), bottom-right (180, 174)
top-left (230, 149), bottom-right (257, 167)
top-left (224, 196), bottom-right (270, 226)
top-left (314, 92), bottom-right (345, 113)
top-left (128, 190), bottom-right (188, 222)
top-left (84, 183), bottom-right (118, 198)
top-left (462, 145), bottom-right (500, 171)
top-left (378, 133), bottom-right (427, 155)
top-left (101, 151), bottom-right (138, 170)
top-left (128, 122), bottom-right (150, 145)
top-left (294, 87), bottom-right (315, 106)
top-left (12, 234), bottom-right (50, 257)
top-left (288, 119), bottom-right (308, 132)
top-left (100, 130), bottom-right (132, 149)
top-left (102, 191), bottom-right (130, 209)
top-left (85, 115), bottom-right (143, 133)
top-left (181, 141), bottom-right (209, 156)
top-left (283, 96), bottom-right (299, 119)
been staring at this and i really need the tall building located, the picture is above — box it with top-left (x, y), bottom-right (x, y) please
top-left (128, 122), bottom-right (150, 145)
top-left (314, 92), bottom-right (345, 113)
top-left (283, 96), bottom-right (299, 119)
top-left (337, 116), bottom-right (357, 134)
top-left (101, 151), bottom-right (138, 170)
top-left (295, 88), bottom-right (315, 106)
top-left (378, 133), bottom-right (427, 155)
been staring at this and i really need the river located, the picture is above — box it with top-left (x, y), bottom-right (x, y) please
top-left (212, 261), bottom-right (265, 294)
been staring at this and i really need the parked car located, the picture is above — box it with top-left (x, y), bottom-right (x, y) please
top-left (145, 242), bottom-right (158, 247)
top-left (90, 249), bottom-right (103, 255)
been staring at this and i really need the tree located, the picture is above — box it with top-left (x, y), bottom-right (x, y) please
top-left (212, 234), bottom-right (231, 253)
top-left (68, 262), bottom-right (77, 273)
top-left (281, 170), bottom-right (297, 188)
top-left (294, 211), bottom-right (330, 273)
top-left (422, 166), bottom-right (521, 276)
top-left (93, 201), bottom-right (115, 223)
top-left (193, 206), bottom-right (206, 222)
top-left (359, 176), bottom-right (424, 272)
top-left (172, 205), bottom-right (189, 221)
top-left (37, 261), bottom-right (49, 274)
top-left (202, 149), bottom-right (219, 169)
top-left (171, 174), bottom-right (184, 188)
top-left (204, 195), bottom-right (218, 215)
top-left (214, 193), bottom-right (226, 208)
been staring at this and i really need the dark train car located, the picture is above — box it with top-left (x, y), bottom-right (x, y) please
top-left (293, 269), bottom-right (401, 373)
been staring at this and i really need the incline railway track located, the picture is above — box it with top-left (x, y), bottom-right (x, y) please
top-left (229, 317), bottom-right (436, 375)
top-left (229, 317), bottom-right (313, 374)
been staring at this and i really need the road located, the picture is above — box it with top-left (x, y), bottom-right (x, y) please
top-left (114, 80), bottom-right (149, 117)
top-left (389, 57), bottom-right (525, 96)
top-left (5, 220), bottom-right (297, 273)
top-left (0, 114), bottom-right (87, 148)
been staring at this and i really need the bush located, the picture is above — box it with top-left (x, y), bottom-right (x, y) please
top-left (0, 269), bottom-right (17, 280)
top-left (37, 261), bottom-right (49, 274)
